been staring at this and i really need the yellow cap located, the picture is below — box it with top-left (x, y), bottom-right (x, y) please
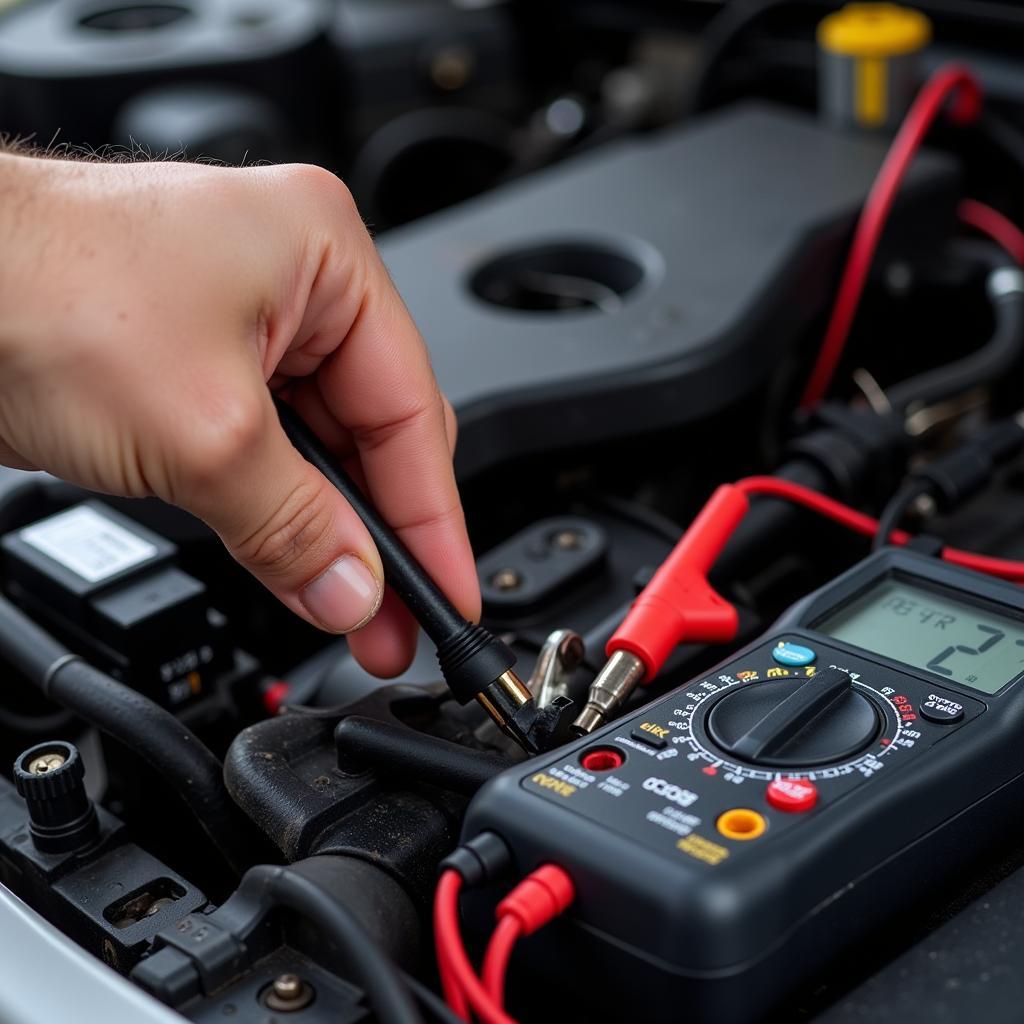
top-left (818, 3), bottom-right (932, 58)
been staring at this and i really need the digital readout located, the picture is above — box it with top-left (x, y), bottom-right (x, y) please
top-left (817, 578), bottom-right (1024, 694)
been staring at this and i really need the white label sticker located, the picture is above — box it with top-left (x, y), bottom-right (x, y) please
top-left (20, 506), bottom-right (158, 583)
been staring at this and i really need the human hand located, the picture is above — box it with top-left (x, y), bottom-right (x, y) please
top-left (0, 154), bottom-right (479, 677)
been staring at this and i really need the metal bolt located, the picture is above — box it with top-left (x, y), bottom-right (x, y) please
top-left (28, 752), bottom-right (66, 775)
top-left (265, 973), bottom-right (315, 1012)
top-left (910, 493), bottom-right (938, 520)
top-left (551, 529), bottom-right (584, 551)
top-left (490, 568), bottom-right (522, 591)
top-left (273, 975), bottom-right (302, 1001)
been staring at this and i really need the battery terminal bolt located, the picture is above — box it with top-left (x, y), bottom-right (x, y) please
top-left (264, 973), bottom-right (315, 1013)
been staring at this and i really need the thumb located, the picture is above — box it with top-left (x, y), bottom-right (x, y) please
top-left (175, 390), bottom-right (385, 634)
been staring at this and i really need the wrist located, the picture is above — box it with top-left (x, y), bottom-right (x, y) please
top-left (0, 153), bottom-right (99, 371)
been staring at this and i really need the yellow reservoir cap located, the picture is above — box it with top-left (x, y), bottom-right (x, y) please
top-left (818, 3), bottom-right (932, 58)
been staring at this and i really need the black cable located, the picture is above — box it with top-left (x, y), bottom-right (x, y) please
top-left (403, 973), bottom-right (464, 1024)
top-left (886, 266), bottom-right (1024, 414)
top-left (275, 400), bottom-right (466, 643)
top-left (274, 399), bottom-right (551, 753)
top-left (685, 0), bottom-right (807, 116)
top-left (874, 417), bottom-right (1024, 549)
top-left (335, 716), bottom-right (511, 795)
top-left (242, 865), bottom-right (423, 1024)
top-left (873, 480), bottom-right (933, 551)
top-left (0, 591), bottom-right (256, 874)
top-left (978, 109), bottom-right (1024, 177)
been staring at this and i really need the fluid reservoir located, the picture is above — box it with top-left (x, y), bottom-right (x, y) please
top-left (818, 3), bottom-right (931, 131)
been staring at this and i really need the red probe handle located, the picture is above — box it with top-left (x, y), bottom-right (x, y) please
top-left (607, 484), bottom-right (748, 681)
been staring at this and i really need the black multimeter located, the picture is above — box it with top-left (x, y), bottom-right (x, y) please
top-left (462, 549), bottom-right (1024, 1022)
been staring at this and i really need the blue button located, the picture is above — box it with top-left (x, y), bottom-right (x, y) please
top-left (773, 641), bottom-right (816, 667)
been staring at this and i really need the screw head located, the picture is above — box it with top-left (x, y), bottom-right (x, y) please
top-left (28, 752), bottom-right (66, 775)
top-left (490, 568), bottom-right (522, 591)
top-left (264, 973), bottom-right (314, 1012)
top-left (551, 529), bottom-right (584, 550)
top-left (273, 975), bottom-right (302, 1000)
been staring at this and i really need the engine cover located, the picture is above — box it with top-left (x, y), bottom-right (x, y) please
top-left (379, 103), bottom-right (957, 477)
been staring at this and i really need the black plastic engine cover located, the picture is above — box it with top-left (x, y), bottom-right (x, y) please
top-left (379, 103), bottom-right (958, 477)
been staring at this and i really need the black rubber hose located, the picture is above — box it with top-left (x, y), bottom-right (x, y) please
top-left (242, 864), bottom-right (423, 1024)
top-left (335, 716), bottom-right (511, 795)
top-left (0, 592), bottom-right (254, 874)
top-left (886, 268), bottom-right (1024, 414)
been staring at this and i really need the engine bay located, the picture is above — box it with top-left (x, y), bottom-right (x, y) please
top-left (5, 2), bottom-right (1024, 1022)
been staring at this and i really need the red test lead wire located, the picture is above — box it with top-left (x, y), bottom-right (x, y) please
top-left (959, 198), bottom-right (1024, 266)
top-left (434, 865), bottom-right (575, 1022)
top-left (735, 476), bottom-right (1024, 583)
top-left (799, 64), bottom-right (982, 410)
top-left (607, 484), bottom-right (747, 678)
top-left (482, 865), bottom-right (575, 1009)
top-left (572, 484), bottom-right (748, 734)
top-left (434, 869), bottom-right (515, 1024)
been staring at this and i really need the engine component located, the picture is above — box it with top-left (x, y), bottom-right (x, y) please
top-left (2, 500), bottom-right (230, 708)
top-left (818, 3), bottom-right (933, 131)
top-left (0, 752), bottom-right (206, 974)
top-left (477, 517), bottom-right (608, 616)
top-left (0, 0), bottom-right (330, 155)
top-left (461, 548), bottom-right (1024, 1020)
top-left (333, 0), bottom-right (523, 225)
top-left (13, 740), bottom-right (99, 854)
top-left (132, 857), bottom-right (420, 1022)
top-left (0, 591), bottom-right (261, 875)
top-left (112, 83), bottom-right (288, 165)
top-left (225, 682), bottom-right (466, 902)
top-left (379, 102), bottom-right (958, 477)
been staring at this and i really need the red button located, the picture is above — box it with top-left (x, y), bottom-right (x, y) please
top-left (765, 778), bottom-right (818, 813)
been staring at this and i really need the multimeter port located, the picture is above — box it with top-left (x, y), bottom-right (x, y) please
top-left (580, 747), bottom-right (625, 772)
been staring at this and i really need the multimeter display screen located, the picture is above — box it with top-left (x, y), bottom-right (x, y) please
top-left (817, 578), bottom-right (1024, 694)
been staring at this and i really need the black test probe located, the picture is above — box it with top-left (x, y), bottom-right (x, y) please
top-left (275, 398), bottom-right (568, 754)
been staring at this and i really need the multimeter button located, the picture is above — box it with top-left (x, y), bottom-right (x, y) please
top-left (765, 778), bottom-right (818, 813)
top-left (631, 724), bottom-right (669, 749)
top-left (772, 642), bottom-right (816, 667)
top-left (919, 695), bottom-right (965, 724)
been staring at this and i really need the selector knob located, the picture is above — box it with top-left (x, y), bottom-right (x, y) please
top-left (706, 667), bottom-right (880, 767)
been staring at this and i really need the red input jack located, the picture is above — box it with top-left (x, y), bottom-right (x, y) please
top-left (580, 747), bottom-right (624, 772)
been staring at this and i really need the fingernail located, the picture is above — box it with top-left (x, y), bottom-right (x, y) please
top-left (300, 555), bottom-right (382, 633)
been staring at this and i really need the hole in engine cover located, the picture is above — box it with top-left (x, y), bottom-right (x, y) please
top-left (79, 4), bottom-right (191, 32)
top-left (468, 239), bottom-right (647, 314)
